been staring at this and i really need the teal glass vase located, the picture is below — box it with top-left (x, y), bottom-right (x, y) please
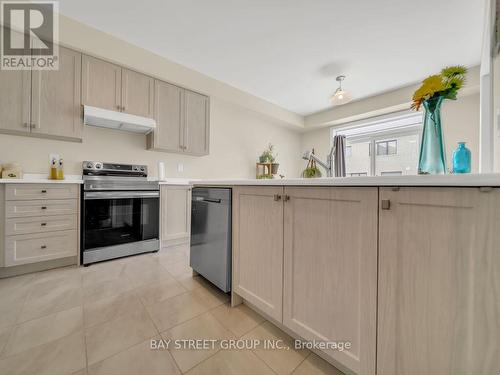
top-left (418, 96), bottom-right (447, 174)
top-left (452, 142), bottom-right (471, 173)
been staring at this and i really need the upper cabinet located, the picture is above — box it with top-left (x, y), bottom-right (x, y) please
top-left (148, 80), bottom-right (183, 152)
top-left (82, 55), bottom-right (121, 111)
top-left (31, 47), bottom-right (83, 140)
top-left (0, 69), bottom-right (30, 134)
top-left (148, 84), bottom-right (210, 156)
top-left (82, 55), bottom-right (154, 118)
top-left (184, 90), bottom-right (210, 155)
top-left (121, 68), bottom-right (154, 118)
top-left (0, 44), bottom-right (83, 142)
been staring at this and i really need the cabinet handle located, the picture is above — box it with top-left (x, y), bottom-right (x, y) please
top-left (116, 105), bottom-right (121, 111)
top-left (122, 106), bottom-right (126, 112)
top-left (41, 206), bottom-right (47, 210)
top-left (41, 222), bottom-right (47, 226)
top-left (41, 190), bottom-right (47, 193)
top-left (40, 245), bottom-right (47, 249)
top-left (273, 194), bottom-right (281, 201)
top-left (381, 199), bottom-right (391, 210)
top-left (23, 122), bottom-right (29, 128)
top-left (283, 195), bottom-right (290, 202)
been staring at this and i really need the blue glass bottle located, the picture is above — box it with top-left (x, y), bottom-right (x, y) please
top-left (452, 142), bottom-right (471, 173)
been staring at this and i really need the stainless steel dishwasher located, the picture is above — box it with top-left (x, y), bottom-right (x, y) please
top-left (190, 187), bottom-right (232, 292)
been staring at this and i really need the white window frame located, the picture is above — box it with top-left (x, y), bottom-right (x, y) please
top-left (331, 110), bottom-right (423, 176)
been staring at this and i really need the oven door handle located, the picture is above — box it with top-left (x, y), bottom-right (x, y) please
top-left (84, 191), bottom-right (160, 200)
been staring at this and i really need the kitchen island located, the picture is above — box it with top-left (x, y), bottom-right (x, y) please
top-left (190, 175), bottom-right (500, 375)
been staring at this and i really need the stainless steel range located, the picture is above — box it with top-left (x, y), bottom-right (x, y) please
top-left (81, 161), bottom-right (159, 265)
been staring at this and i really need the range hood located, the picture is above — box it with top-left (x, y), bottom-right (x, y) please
top-left (83, 105), bottom-right (156, 134)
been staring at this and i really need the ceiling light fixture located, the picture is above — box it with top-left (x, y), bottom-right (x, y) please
top-left (331, 75), bottom-right (352, 106)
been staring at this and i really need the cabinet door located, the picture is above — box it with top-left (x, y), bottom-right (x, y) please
top-left (160, 185), bottom-right (191, 245)
top-left (121, 68), bottom-right (154, 117)
top-left (0, 75), bottom-right (30, 135)
top-left (184, 90), bottom-right (209, 156)
top-left (0, 28), bottom-right (30, 134)
top-left (148, 80), bottom-right (183, 152)
top-left (232, 186), bottom-right (283, 321)
top-left (82, 55), bottom-right (121, 111)
top-left (283, 187), bottom-right (377, 374)
top-left (31, 47), bottom-right (82, 140)
top-left (378, 187), bottom-right (500, 375)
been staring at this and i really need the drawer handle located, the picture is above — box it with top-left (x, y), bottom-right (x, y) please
top-left (40, 222), bottom-right (47, 226)
top-left (41, 190), bottom-right (47, 193)
top-left (41, 206), bottom-right (47, 210)
top-left (40, 245), bottom-right (47, 249)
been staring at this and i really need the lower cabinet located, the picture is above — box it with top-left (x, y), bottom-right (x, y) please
top-left (1, 184), bottom-right (79, 268)
top-left (377, 187), bottom-right (500, 375)
top-left (283, 187), bottom-right (378, 375)
top-left (160, 185), bottom-right (192, 248)
top-left (232, 186), bottom-right (378, 373)
top-left (232, 186), bottom-right (284, 322)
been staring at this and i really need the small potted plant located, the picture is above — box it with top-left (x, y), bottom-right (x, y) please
top-left (302, 149), bottom-right (322, 178)
top-left (259, 143), bottom-right (279, 174)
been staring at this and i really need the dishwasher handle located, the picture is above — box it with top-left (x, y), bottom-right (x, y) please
top-left (193, 196), bottom-right (222, 204)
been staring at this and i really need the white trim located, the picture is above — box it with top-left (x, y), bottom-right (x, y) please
top-left (479, 0), bottom-right (495, 173)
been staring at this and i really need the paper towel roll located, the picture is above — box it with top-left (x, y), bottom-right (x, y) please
top-left (158, 161), bottom-right (165, 181)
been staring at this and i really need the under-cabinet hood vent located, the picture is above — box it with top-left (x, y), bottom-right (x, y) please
top-left (83, 105), bottom-right (156, 134)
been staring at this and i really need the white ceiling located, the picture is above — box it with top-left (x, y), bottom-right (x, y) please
top-left (58, 0), bottom-right (485, 116)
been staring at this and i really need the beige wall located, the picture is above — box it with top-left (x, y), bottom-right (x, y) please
top-left (0, 96), bottom-right (302, 178)
top-left (301, 93), bottom-right (480, 174)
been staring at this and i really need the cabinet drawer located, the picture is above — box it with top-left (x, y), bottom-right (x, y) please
top-left (6, 199), bottom-right (78, 218)
top-left (5, 184), bottom-right (79, 201)
top-left (4, 230), bottom-right (78, 267)
top-left (5, 214), bottom-right (77, 236)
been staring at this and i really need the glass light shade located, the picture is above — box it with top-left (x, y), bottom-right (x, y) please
top-left (331, 89), bottom-right (352, 106)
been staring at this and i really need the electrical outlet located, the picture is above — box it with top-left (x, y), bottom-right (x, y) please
top-left (177, 163), bottom-right (184, 173)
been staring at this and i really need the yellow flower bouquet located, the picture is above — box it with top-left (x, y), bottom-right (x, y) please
top-left (411, 66), bottom-right (467, 111)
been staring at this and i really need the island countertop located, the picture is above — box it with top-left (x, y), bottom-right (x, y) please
top-left (190, 173), bottom-right (500, 187)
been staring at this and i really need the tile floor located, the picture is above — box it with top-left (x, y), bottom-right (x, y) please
top-left (0, 245), bottom-right (344, 375)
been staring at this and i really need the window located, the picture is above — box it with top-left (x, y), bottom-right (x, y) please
top-left (333, 111), bottom-right (422, 177)
top-left (346, 146), bottom-right (352, 157)
top-left (376, 140), bottom-right (397, 156)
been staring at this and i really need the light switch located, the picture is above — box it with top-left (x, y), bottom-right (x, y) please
top-left (177, 163), bottom-right (184, 173)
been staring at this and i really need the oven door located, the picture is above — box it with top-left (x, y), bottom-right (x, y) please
top-left (82, 191), bottom-right (159, 251)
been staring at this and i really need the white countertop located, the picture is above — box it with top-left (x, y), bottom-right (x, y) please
top-left (190, 173), bottom-right (500, 187)
top-left (0, 174), bottom-right (83, 184)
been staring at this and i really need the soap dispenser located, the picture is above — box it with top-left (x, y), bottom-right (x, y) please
top-left (50, 157), bottom-right (58, 180)
top-left (57, 158), bottom-right (65, 180)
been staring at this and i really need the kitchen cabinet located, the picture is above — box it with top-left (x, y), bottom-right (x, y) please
top-left (377, 187), bottom-right (499, 375)
top-left (184, 89), bottom-right (210, 155)
top-left (1, 183), bottom-right (79, 268)
top-left (283, 187), bottom-right (378, 375)
top-left (31, 46), bottom-right (83, 140)
top-left (0, 28), bottom-right (30, 135)
top-left (0, 69), bottom-right (30, 134)
top-left (82, 55), bottom-right (122, 111)
top-left (0, 39), bottom-right (81, 141)
top-left (82, 55), bottom-right (155, 118)
top-left (148, 81), bottom-right (183, 153)
top-left (232, 186), bottom-right (284, 321)
top-left (121, 68), bottom-right (154, 118)
top-left (148, 84), bottom-right (210, 156)
top-left (160, 185), bottom-right (192, 248)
